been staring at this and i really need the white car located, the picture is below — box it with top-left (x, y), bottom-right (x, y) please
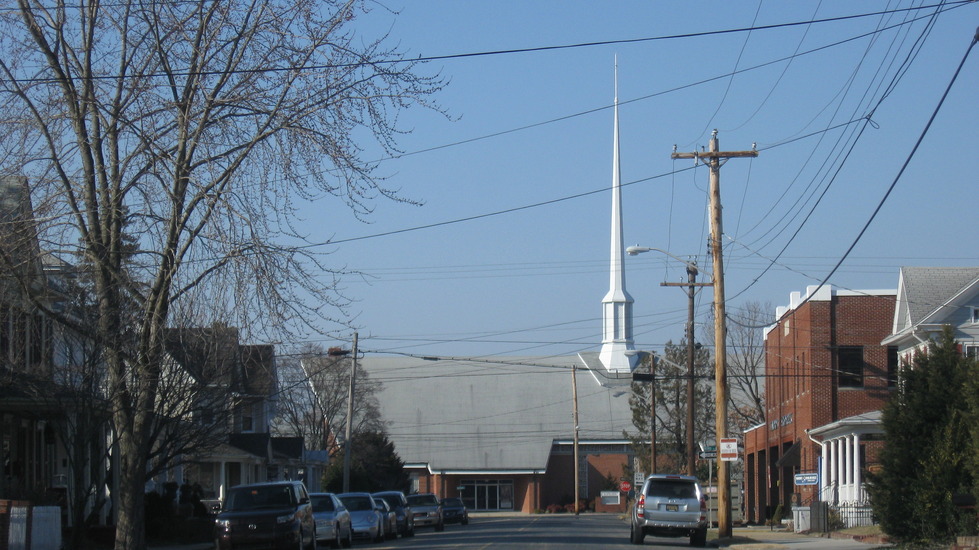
top-left (337, 492), bottom-right (385, 543)
top-left (310, 492), bottom-right (353, 548)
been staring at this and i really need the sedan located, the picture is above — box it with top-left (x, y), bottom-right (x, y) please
top-left (374, 497), bottom-right (399, 539)
top-left (310, 492), bottom-right (352, 548)
top-left (337, 492), bottom-right (385, 543)
top-left (442, 497), bottom-right (469, 525)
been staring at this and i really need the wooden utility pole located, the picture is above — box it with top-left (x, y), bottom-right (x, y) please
top-left (572, 365), bottom-right (580, 515)
top-left (662, 264), bottom-right (707, 476)
top-left (342, 332), bottom-right (359, 493)
top-left (649, 354), bottom-right (656, 474)
top-left (672, 130), bottom-right (757, 538)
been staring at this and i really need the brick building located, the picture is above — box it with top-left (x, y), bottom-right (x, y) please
top-left (742, 285), bottom-right (896, 524)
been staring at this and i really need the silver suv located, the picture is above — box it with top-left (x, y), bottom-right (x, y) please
top-left (630, 474), bottom-right (707, 547)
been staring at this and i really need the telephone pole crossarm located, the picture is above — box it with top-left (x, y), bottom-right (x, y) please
top-left (672, 150), bottom-right (758, 160)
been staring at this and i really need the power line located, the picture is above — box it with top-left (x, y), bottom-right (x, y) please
top-left (5, 3), bottom-right (966, 85)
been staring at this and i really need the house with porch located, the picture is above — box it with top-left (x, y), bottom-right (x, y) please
top-left (158, 326), bottom-right (328, 506)
top-left (882, 266), bottom-right (979, 363)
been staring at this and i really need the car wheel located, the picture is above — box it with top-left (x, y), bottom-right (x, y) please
top-left (297, 530), bottom-right (304, 550)
top-left (374, 521), bottom-right (384, 543)
top-left (462, 515), bottom-right (469, 525)
top-left (341, 524), bottom-right (353, 548)
top-left (689, 527), bottom-right (707, 547)
top-left (435, 520), bottom-right (444, 532)
top-left (329, 522), bottom-right (341, 549)
top-left (630, 522), bottom-right (645, 544)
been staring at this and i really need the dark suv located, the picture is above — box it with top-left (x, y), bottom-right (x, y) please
top-left (372, 491), bottom-right (415, 537)
top-left (214, 480), bottom-right (316, 550)
top-left (630, 474), bottom-right (707, 547)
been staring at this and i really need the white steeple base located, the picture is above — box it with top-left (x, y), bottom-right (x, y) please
top-left (599, 341), bottom-right (638, 373)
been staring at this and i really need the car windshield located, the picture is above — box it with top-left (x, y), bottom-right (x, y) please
top-left (443, 498), bottom-right (463, 507)
top-left (407, 495), bottom-right (438, 506)
top-left (311, 495), bottom-right (335, 513)
top-left (647, 480), bottom-right (697, 499)
top-left (340, 495), bottom-right (374, 512)
top-left (225, 485), bottom-right (295, 511)
top-left (375, 495), bottom-right (399, 507)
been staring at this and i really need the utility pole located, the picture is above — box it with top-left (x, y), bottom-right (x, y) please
top-left (649, 354), bottom-right (656, 474)
top-left (342, 332), bottom-right (359, 493)
top-left (662, 263), bottom-right (707, 476)
top-left (572, 365), bottom-right (580, 515)
top-left (672, 130), bottom-right (757, 538)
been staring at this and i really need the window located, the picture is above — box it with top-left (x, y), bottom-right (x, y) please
top-left (887, 346), bottom-right (899, 387)
top-left (966, 345), bottom-right (979, 360)
top-left (837, 346), bottom-right (864, 388)
top-left (241, 414), bottom-right (253, 432)
top-left (971, 307), bottom-right (979, 324)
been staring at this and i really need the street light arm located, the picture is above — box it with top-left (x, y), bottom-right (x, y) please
top-left (626, 245), bottom-right (698, 275)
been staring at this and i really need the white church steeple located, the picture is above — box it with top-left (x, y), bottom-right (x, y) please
top-left (599, 61), bottom-right (637, 373)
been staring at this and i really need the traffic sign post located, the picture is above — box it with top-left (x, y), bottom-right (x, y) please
top-left (720, 438), bottom-right (738, 462)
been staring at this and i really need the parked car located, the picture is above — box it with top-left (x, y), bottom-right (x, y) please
top-left (374, 497), bottom-right (399, 539)
top-left (372, 490), bottom-right (415, 537)
top-left (441, 497), bottom-right (469, 525)
top-left (337, 492), bottom-right (385, 542)
top-left (406, 492), bottom-right (444, 531)
top-left (310, 492), bottom-right (353, 549)
top-left (629, 474), bottom-right (708, 547)
top-left (214, 480), bottom-right (316, 550)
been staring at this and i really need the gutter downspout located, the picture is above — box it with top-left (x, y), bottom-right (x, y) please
top-left (806, 429), bottom-right (827, 503)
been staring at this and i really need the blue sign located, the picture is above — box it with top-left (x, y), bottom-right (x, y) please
top-left (794, 473), bottom-right (819, 486)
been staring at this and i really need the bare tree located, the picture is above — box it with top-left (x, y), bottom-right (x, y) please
top-left (275, 343), bottom-right (384, 453)
top-left (726, 301), bottom-right (771, 432)
top-left (625, 341), bottom-right (714, 475)
top-left (0, 1), bottom-right (444, 547)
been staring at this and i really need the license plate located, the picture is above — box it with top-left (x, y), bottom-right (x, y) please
top-left (666, 504), bottom-right (679, 512)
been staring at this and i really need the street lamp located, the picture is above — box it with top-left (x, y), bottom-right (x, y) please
top-left (626, 246), bottom-right (707, 477)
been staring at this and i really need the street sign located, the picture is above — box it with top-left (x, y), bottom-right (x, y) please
top-left (720, 438), bottom-right (739, 461)
top-left (794, 473), bottom-right (819, 486)
top-left (634, 471), bottom-right (646, 485)
top-left (698, 450), bottom-right (717, 460)
top-left (619, 480), bottom-right (632, 493)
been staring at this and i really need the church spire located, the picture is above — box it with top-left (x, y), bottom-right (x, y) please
top-left (599, 60), bottom-right (637, 373)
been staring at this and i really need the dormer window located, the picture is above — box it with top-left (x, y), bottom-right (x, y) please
top-left (971, 307), bottom-right (979, 325)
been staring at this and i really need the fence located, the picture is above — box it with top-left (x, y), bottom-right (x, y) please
top-left (806, 501), bottom-right (876, 534)
top-left (0, 501), bottom-right (61, 550)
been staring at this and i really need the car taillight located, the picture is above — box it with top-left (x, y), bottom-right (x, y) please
top-left (636, 495), bottom-right (645, 518)
top-left (699, 497), bottom-right (707, 522)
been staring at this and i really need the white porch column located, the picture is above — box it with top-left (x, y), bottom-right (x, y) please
top-left (852, 434), bottom-right (862, 502)
top-left (844, 435), bottom-right (853, 501)
top-left (820, 441), bottom-right (830, 502)
top-left (219, 460), bottom-right (227, 502)
top-left (835, 438), bottom-right (844, 503)
top-left (828, 439), bottom-right (837, 503)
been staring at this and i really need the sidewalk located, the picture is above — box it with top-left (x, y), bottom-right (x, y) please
top-left (713, 526), bottom-right (891, 549)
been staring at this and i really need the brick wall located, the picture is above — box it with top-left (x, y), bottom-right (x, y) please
top-left (743, 289), bottom-right (895, 524)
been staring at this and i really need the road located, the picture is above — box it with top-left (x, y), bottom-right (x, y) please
top-left (354, 514), bottom-right (890, 550)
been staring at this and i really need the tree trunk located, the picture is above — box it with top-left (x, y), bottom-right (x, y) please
top-left (113, 429), bottom-right (148, 550)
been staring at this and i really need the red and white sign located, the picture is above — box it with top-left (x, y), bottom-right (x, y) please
top-left (720, 438), bottom-right (739, 462)
top-left (619, 480), bottom-right (632, 493)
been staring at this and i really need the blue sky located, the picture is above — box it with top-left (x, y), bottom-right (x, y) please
top-left (294, 1), bottom-right (979, 359)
